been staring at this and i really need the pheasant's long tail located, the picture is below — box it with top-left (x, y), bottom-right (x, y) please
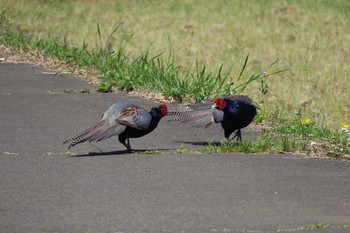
top-left (63, 120), bottom-right (112, 149)
top-left (168, 110), bottom-right (214, 128)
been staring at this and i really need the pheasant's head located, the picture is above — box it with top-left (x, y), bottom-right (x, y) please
top-left (213, 98), bottom-right (226, 110)
top-left (151, 104), bottom-right (168, 117)
top-left (159, 104), bottom-right (168, 116)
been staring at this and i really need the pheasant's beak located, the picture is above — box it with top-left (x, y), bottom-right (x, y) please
top-left (212, 103), bottom-right (217, 108)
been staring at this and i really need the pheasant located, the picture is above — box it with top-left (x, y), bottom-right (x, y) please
top-left (63, 102), bottom-right (168, 152)
top-left (169, 95), bottom-right (257, 141)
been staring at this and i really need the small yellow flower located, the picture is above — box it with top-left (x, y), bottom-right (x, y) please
top-left (342, 122), bottom-right (349, 129)
top-left (305, 118), bottom-right (311, 124)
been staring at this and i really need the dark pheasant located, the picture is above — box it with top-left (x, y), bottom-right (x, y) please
top-left (169, 95), bottom-right (257, 141)
top-left (63, 102), bottom-right (168, 152)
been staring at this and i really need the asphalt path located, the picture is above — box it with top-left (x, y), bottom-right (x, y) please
top-left (0, 63), bottom-right (349, 233)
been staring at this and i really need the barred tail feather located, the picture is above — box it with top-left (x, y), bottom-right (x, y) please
top-left (168, 110), bottom-right (214, 128)
top-left (63, 120), bottom-right (112, 149)
top-left (186, 102), bottom-right (213, 110)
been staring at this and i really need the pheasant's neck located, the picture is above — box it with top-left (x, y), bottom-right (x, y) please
top-left (147, 112), bottom-right (163, 131)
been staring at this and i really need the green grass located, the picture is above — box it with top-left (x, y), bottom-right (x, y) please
top-left (64, 88), bottom-right (90, 94)
top-left (1, 0), bottom-right (349, 129)
top-left (139, 149), bottom-right (163, 155)
top-left (302, 223), bottom-right (330, 230)
top-left (174, 145), bottom-right (196, 154)
top-left (0, 10), bottom-right (281, 102)
top-left (201, 134), bottom-right (308, 155)
top-left (209, 223), bottom-right (349, 232)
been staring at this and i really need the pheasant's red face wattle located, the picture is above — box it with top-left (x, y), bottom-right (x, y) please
top-left (214, 99), bottom-right (226, 110)
top-left (159, 104), bottom-right (168, 116)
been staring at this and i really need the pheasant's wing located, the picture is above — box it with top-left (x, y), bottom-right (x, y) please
top-left (116, 105), bottom-right (152, 130)
top-left (225, 95), bottom-right (254, 105)
top-left (101, 102), bottom-right (132, 121)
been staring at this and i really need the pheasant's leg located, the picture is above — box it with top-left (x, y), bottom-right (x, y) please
top-left (120, 140), bottom-right (128, 151)
top-left (119, 135), bottom-right (132, 153)
top-left (236, 129), bottom-right (242, 141)
top-left (125, 137), bottom-right (133, 153)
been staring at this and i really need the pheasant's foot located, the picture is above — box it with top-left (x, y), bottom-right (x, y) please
top-left (125, 149), bottom-right (133, 153)
top-left (228, 129), bottom-right (242, 142)
top-left (90, 143), bottom-right (104, 153)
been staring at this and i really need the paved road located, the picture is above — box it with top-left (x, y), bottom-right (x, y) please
top-left (0, 63), bottom-right (349, 233)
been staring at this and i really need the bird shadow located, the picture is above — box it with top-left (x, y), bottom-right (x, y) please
top-left (174, 140), bottom-right (223, 146)
top-left (69, 148), bottom-right (173, 157)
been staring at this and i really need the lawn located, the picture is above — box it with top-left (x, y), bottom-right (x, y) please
top-left (1, 0), bottom-right (349, 129)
